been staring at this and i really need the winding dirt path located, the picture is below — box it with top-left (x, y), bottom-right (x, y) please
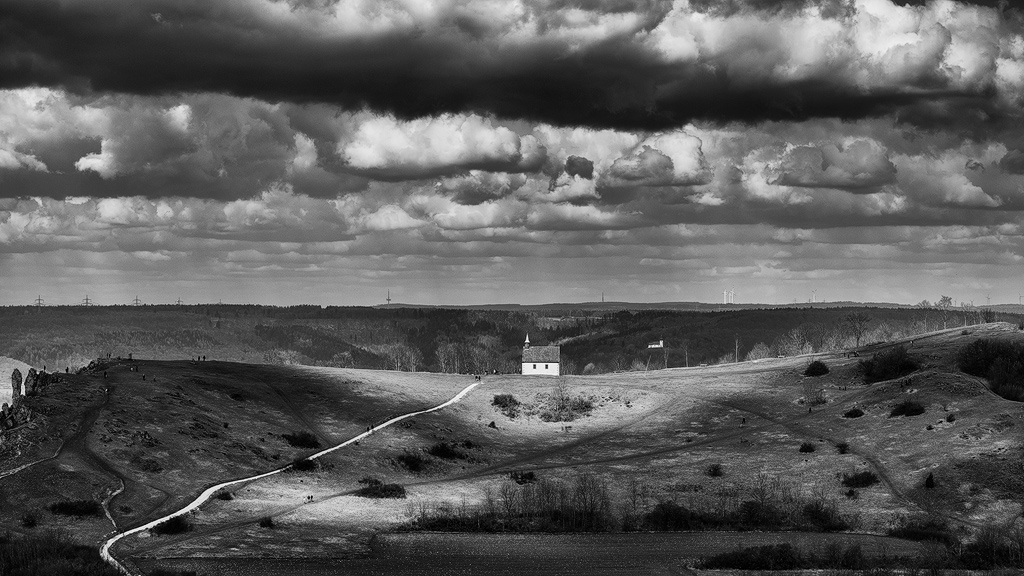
top-left (100, 380), bottom-right (481, 575)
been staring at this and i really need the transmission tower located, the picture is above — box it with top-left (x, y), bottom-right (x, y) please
top-left (175, 297), bottom-right (184, 306)
top-left (386, 289), bottom-right (392, 306)
top-left (82, 295), bottom-right (92, 306)
top-left (132, 295), bottom-right (142, 306)
top-left (33, 295), bottom-right (44, 310)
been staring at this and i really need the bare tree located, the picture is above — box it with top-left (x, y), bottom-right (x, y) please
top-left (937, 295), bottom-right (953, 329)
top-left (844, 312), bottom-right (872, 347)
top-left (744, 342), bottom-right (772, 361)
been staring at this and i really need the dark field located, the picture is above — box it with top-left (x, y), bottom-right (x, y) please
top-left (134, 531), bottom-right (938, 575)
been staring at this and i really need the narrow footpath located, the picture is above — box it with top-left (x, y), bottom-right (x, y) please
top-left (99, 381), bottom-right (480, 575)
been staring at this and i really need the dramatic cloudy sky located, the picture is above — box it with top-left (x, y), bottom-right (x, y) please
top-left (2, 0), bottom-right (1024, 306)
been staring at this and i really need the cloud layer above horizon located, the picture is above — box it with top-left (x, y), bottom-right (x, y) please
top-left (1, 0), bottom-right (1023, 305)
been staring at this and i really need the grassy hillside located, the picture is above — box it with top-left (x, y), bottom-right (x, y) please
top-left (0, 322), bottom-right (1022, 572)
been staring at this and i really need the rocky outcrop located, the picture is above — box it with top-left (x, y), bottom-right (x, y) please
top-left (2, 368), bottom-right (49, 431)
top-left (11, 369), bottom-right (21, 398)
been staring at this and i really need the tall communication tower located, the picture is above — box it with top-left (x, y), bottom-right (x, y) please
top-left (386, 289), bottom-right (392, 306)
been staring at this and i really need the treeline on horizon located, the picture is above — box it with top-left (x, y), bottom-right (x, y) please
top-left (0, 304), bottom-right (1020, 376)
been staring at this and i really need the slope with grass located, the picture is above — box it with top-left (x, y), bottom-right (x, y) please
top-left (113, 324), bottom-right (1024, 573)
top-left (2, 322), bottom-right (1022, 573)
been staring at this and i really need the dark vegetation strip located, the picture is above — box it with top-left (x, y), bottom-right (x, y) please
top-left (958, 338), bottom-right (1024, 401)
top-left (0, 531), bottom-right (121, 576)
top-left (404, 472), bottom-right (850, 534)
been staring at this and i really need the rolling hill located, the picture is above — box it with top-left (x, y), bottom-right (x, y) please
top-left (0, 321), bottom-right (1021, 573)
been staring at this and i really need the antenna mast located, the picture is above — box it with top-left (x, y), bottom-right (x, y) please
top-left (386, 289), bottom-right (392, 306)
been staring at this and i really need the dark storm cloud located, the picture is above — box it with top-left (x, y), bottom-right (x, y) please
top-left (2, 0), bottom-right (1021, 130)
top-left (564, 156), bottom-right (595, 179)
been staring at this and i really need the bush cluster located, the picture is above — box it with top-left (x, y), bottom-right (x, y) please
top-left (47, 500), bottom-right (101, 517)
top-left (804, 360), bottom-right (830, 377)
top-left (258, 516), bottom-right (275, 528)
top-left (705, 463), bottom-right (724, 477)
top-left (286, 458), bottom-right (318, 472)
top-left (427, 442), bottom-right (468, 460)
top-left (509, 470), bottom-right (536, 485)
top-left (843, 407), bottom-right (865, 418)
top-left (701, 542), bottom-right (875, 571)
top-left (355, 478), bottom-right (407, 499)
top-left (492, 394), bottom-right (521, 418)
top-left (152, 515), bottom-right (192, 535)
top-left (860, 345), bottom-right (919, 383)
top-left (281, 431), bottom-right (320, 449)
top-left (889, 399), bottom-right (925, 417)
top-left (799, 442), bottom-right (816, 453)
top-left (396, 451), bottom-right (428, 472)
top-left (842, 471), bottom-right (879, 488)
top-left (957, 338), bottom-right (1024, 401)
top-left (888, 516), bottom-right (956, 546)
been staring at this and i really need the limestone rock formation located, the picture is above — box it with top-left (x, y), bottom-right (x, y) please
top-left (11, 369), bottom-right (21, 398)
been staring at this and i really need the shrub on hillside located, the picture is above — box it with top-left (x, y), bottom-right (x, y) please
top-left (48, 500), bottom-right (101, 517)
top-left (701, 544), bottom-right (805, 570)
top-left (281, 431), bottom-right (320, 449)
top-left (860, 345), bottom-right (919, 383)
top-left (957, 339), bottom-right (1024, 401)
top-left (492, 393), bottom-right (521, 418)
top-left (427, 442), bottom-right (467, 460)
top-left (642, 501), bottom-right (707, 531)
top-left (888, 516), bottom-right (956, 546)
top-left (946, 413), bottom-right (956, 423)
top-left (152, 515), bottom-right (192, 535)
top-left (510, 470), bottom-right (537, 485)
top-left (258, 516), bottom-right (275, 528)
top-left (20, 513), bottom-right (37, 528)
top-left (355, 481), bottom-right (406, 499)
top-left (215, 491), bottom-right (233, 501)
top-left (889, 399), bottom-right (925, 417)
top-left (799, 442), bottom-right (816, 453)
top-left (286, 458), bottom-right (318, 472)
top-left (925, 472), bottom-right (936, 489)
top-left (801, 500), bottom-right (848, 532)
top-left (843, 407), bottom-right (865, 418)
top-left (842, 471), bottom-right (879, 488)
top-left (396, 451), bottom-right (428, 472)
top-left (804, 360), bottom-right (830, 377)
top-left (541, 379), bottom-right (595, 422)
top-left (705, 463), bottom-right (724, 477)
top-left (836, 442), bottom-right (849, 454)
